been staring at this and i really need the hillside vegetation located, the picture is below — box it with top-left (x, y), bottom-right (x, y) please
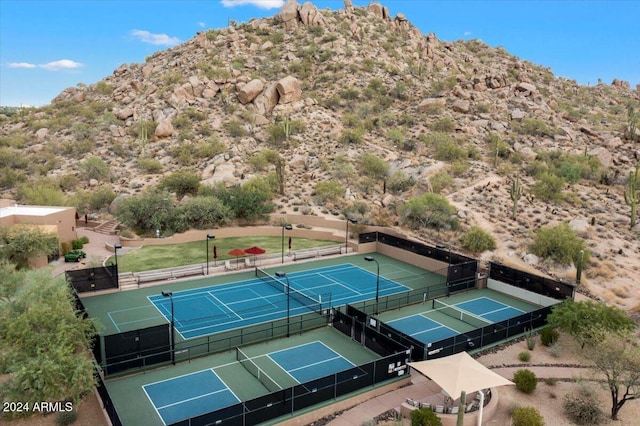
top-left (1, 1), bottom-right (639, 311)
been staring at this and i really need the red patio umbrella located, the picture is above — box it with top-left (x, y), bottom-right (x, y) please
top-left (228, 248), bottom-right (246, 269)
top-left (244, 246), bottom-right (266, 266)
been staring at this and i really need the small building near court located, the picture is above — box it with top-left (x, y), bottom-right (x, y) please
top-left (0, 199), bottom-right (78, 267)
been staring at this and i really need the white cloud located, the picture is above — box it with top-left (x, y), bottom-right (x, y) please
top-left (131, 30), bottom-right (180, 46)
top-left (221, 0), bottom-right (285, 9)
top-left (464, 31), bottom-right (472, 36)
top-left (39, 59), bottom-right (84, 71)
top-left (9, 62), bottom-right (37, 69)
top-left (198, 22), bottom-right (206, 28)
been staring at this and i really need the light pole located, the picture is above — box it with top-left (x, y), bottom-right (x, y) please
top-left (206, 234), bottom-right (215, 275)
top-left (345, 218), bottom-right (357, 254)
top-left (364, 256), bottom-right (380, 315)
top-left (281, 224), bottom-right (292, 264)
top-left (113, 243), bottom-right (122, 288)
top-left (275, 272), bottom-right (290, 337)
top-left (161, 291), bottom-right (175, 365)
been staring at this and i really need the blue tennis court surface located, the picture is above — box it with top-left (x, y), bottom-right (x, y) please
top-left (146, 263), bottom-right (410, 339)
top-left (143, 369), bottom-right (239, 425)
top-left (387, 314), bottom-right (458, 344)
top-left (269, 341), bottom-right (355, 383)
top-left (456, 297), bottom-right (524, 322)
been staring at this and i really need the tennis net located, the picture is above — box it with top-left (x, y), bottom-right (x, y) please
top-left (255, 267), bottom-right (323, 314)
top-left (236, 347), bottom-right (282, 393)
top-left (432, 299), bottom-right (492, 328)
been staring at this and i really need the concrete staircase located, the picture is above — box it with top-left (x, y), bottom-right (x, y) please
top-left (94, 219), bottom-right (120, 235)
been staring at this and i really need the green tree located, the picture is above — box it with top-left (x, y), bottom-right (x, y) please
top-left (588, 330), bottom-right (640, 420)
top-left (78, 156), bottom-right (110, 182)
top-left (0, 267), bottom-right (95, 418)
top-left (17, 178), bottom-right (66, 206)
top-left (531, 222), bottom-right (588, 266)
top-left (70, 186), bottom-right (116, 214)
top-left (0, 225), bottom-right (59, 269)
top-left (175, 197), bottom-right (232, 230)
top-left (546, 300), bottom-right (635, 348)
top-left (213, 182), bottom-right (274, 222)
top-left (160, 170), bottom-right (201, 198)
top-left (115, 189), bottom-right (177, 235)
top-left (399, 193), bottom-right (458, 230)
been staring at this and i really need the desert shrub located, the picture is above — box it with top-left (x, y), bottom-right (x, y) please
top-left (563, 385), bottom-right (605, 425)
top-left (70, 187), bottom-right (116, 213)
top-left (78, 236), bottom-right (89, 245)
top-left (94, 81), bottom-right (113, 95)
top-left (399, 193), bottom-right (459, 230)
top-left (60, 241), bottom-right (72, 255)
top-left (226, 119), bottom-right (247, 137)
top-left (430, 117), bottom-right (456, 132)
top-left (78, 157), bottom-right (110, 182)
top-left (544, 377), bottom-right (558, 386)
top-left (513, 117), bottom-right (557, 137)
top-left (531, 172), bottom-right (566, 202)
top-left (359, 153), bottom-right (389, 180)
top-left (460, 226), bottom-right (497, 253)
top-left (17, 179), bottom-right (66, 206)
top-left (548, 342), bottom-right (562, 357)
top-left (159, 171), bottom-right (201, 198)
top-left (511, 406), bottom-right (544, 426)
top-left (137, 158), bottom-right (163, 174)
top-left (71, 239), bottom-right (83, 250)
top-left (55, 410), bottom-right (78, 426)
top-left (429, 171), bottom-right (453, 194)
top-left (387, 170), bottom-right (415, 194)
top-left (513, 369), bottom-right (537, 394)
top-left (314, 180), bottom-right (344, 203)
top-left (531, 222), bottom-right (589, 266)
top-left (338, 128), bottom-right (364, 144)
top-left (518, 351), bottom-right (531, 362)
top-left (540, 327), bottom-right (559, 346)
top-left (410, 406), bottom-right (443, 426)
top-left (435, 138), bottom-right (467, 162)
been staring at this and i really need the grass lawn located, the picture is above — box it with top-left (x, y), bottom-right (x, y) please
top-left (108, 236), bottom-right (336, 273)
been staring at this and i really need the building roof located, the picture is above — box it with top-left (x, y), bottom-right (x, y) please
top-left (0, 205), bottom-right (71, 219)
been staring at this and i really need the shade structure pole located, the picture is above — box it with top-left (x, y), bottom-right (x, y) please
top-left (477, 390), bottom-right (484, 426)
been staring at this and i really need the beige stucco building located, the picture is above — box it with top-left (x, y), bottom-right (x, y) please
top-left (0, 199), bottom-right (78, 267)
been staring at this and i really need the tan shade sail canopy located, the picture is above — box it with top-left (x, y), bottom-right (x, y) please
top-left (409, 351), bottom-right (514, 398)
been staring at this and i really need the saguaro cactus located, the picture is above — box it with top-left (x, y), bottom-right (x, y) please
top-left (508, 174), bottom-right (523, 220)
top-left (624, 164), bottom-right (639, 228)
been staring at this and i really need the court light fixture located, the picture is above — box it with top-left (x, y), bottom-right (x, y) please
top-left (206, 234), bottom-right (215, 275)
top-left (345, 218), bottom-right (358, 254)
top-left (281, 224), bottom-right (293, 264)
top-left (161, 291), bottom-right (175, 365)
top-left (275, 271), bottom-right (291, 337)
top-left (364, 256), bottom-right (380, 315)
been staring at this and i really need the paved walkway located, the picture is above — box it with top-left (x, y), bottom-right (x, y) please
top-left (327, 365), bottom-right (593, 425)
top-left (51, 226), bottom-right (120, 278)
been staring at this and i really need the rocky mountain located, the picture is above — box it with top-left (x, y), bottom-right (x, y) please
top-left (1, 0), bottom-right (639, 311)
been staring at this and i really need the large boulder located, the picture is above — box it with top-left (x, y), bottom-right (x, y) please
top-left (154, 118), bottom-right (174, 138)
top-left (253, 83), bottom-right (280, 115)
top-left (299, 2), bottom-right (327, 26)
top-left (237, 79), bottom-right (264, 105)
top-left (276, 76), bottom-right (302, 104)
top-left (279, 0), bottom-right (299, 30)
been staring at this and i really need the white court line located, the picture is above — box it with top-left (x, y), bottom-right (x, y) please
top-left (142, 384), bottom-right (166, 426)
top-left (208, 292), bottom-right (243, 321)
top-left (316, 272), bottom-right (363, 295)
top-left (156, 388), bottom-right (231, 410)
top-left (107, 311), bottom-right (121, 332)
top-left (288, 355), bottom-right (347, 373)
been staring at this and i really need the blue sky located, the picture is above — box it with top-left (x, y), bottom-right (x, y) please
top-left (1, 0), bottom-right (639, 106)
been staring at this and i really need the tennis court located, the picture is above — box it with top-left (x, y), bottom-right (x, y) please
top-left (125, 263), bottom-right (410, 339)
top-left (383, 292), bottom-right (533, 345)
top-left (268, 341), bottom-right (356, 384)
top-left (143, 369), bottom-right (240, 425)
top-left (133, 331), bottom-right (371, 425)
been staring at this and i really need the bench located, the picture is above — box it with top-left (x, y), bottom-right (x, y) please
top-left (293, 245), bottom-right (342, 261)
top-left (136, 266), bottom-right (205, 284)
